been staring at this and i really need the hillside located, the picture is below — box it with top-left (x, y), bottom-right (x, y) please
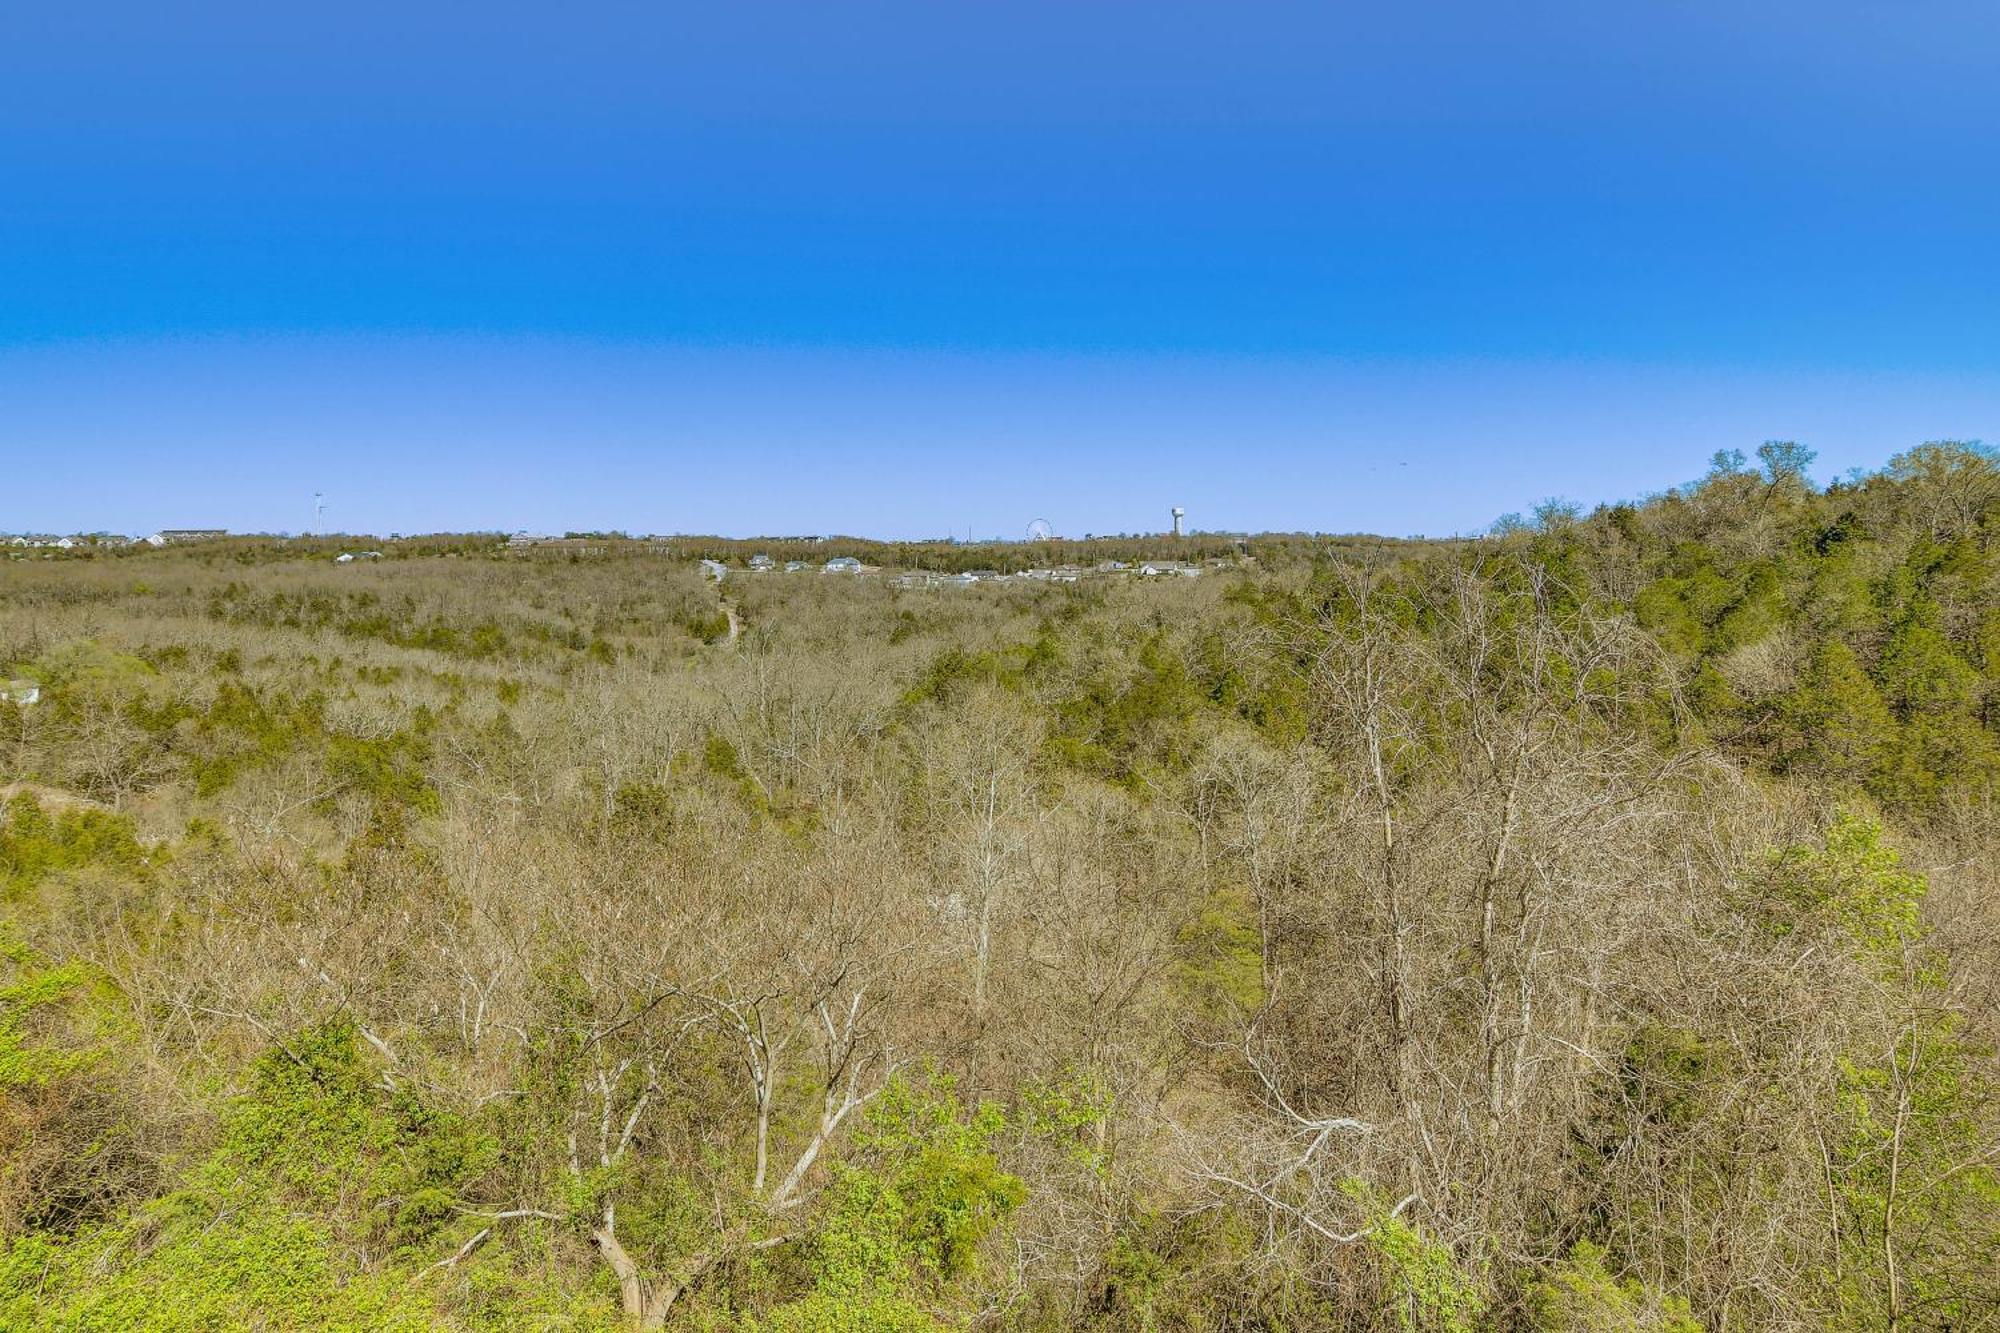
top-left (2, 441), bottom-right (1998, 1331)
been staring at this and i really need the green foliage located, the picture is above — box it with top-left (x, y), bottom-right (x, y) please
top-left (4, 451), bottom-right (2000, 1329)
top-left (24, 641), bottom-right (158, 703)
top-left (0, 931), bottom-right (110, 1093)
top-left (1764, 814), bottom-right (1925, 967)
top-left (1617, 1024), bottom-right (1717, 1131)
top-left (189, 680), bottom-right (438, 812)
top-left (1825, 1019), bottom-right (2000, 1331)
top-left (901, 644), bottom-right (1030, 710)
top-left (676, 608), bottom-right (732, 645)
top-left (751, 1075), bottom-right (1020, 1331)
top-left (1527, 1242), bottom-right (1700, 1332)
top-left (1193, 626), bottom-right (1309, 744)
top-left (810, 1075), bottom-right (1023, 1295)
top-left (0, 1205), bottom-right (438, 1332)
top-left (612, 779), bottom-right (677, 836)
top-left (1762, 818), bottom-right (2000, 1328)
top-left (1585, 451), bottom-right (2000, 814)
top-left (1172, 887), bottom-right (1266, 1020)
top-left (1342, 1182), bottom-right (1485, 1333)
top-left (1020, 1067), bottom-right (1114, 1181)
top-left (0, 797), bottom-right (155, 901)
top-left (0, 1022), bottom-right (495, 1330)
top-left (1757, 440), bottom-right (1818, 489)
top-left (1781, 641), bottom-right (1894, 788)
top-left (1046, 631), bottom-right (1206, 788)
top-left (747, 1288), bottom-right (951, 1333)
top-left (1087, 1208), bottom-right (1333, 1332)
top-left (0, 925), bottom-right (155, 1237)
top-left (703, 731), bottom-right (774, 819)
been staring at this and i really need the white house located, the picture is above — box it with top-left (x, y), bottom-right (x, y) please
top-left (1, 679), bottom-right (39, 707)
top-left (823, 557), bottom-right (862, 574)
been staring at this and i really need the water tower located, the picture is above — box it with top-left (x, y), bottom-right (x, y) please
top-left (1171, 506), bottom-right (1185, 538)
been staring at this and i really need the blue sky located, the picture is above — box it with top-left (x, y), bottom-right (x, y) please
top-left (4, 2), bottom-right (1998, 537)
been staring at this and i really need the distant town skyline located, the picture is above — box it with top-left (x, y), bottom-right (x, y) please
top-left (6, 338), bottom-right (1997, 540)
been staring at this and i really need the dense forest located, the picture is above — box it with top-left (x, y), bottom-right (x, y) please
top-left (3, 441), bottom-right (1998, 1331)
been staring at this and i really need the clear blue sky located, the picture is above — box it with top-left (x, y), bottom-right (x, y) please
top-left (4, 1), bottom-right (1998, 538)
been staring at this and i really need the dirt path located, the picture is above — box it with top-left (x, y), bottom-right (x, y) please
top-left (721, 598), bottom-right (743, 645)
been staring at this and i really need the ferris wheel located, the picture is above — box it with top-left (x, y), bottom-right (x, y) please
top-left (1025, 518), bottom-right (1055, 542)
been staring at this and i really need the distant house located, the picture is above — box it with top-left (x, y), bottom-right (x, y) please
top-left (748, 553), bottom-right (775, 572)
top-left (506, 532), bottom-right (552, 549)
top-left (823, 557), bottom-right (862, 574)
top-left (784, 560), bottom-right (808, 573)
top-left (335, 553), bottom-right (355, 564)
top-left (1138, 561), bottom-right (1199, 578)
top-left (0, 679), bottom-right (39, 707)
top-left (150, 529), bottom-right (228, 546)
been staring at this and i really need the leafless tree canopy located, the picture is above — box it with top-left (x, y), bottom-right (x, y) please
top-left (4, 450), bottom-right (1999, 1329)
